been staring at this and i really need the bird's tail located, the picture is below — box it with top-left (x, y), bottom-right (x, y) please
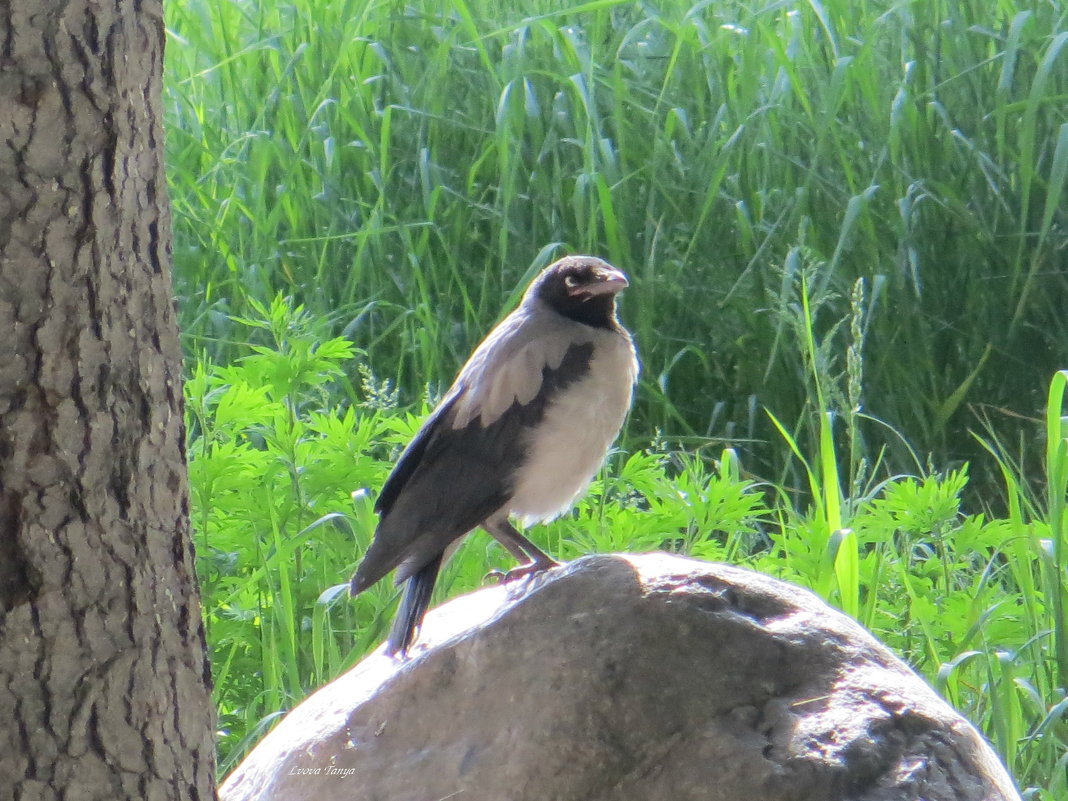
top-left (385, 554), bottom-right (442, 657)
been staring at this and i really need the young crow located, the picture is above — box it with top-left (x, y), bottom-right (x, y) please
top-left (350, 256), bottom-right (638, 656)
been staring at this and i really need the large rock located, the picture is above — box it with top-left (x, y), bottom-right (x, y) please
top-left (221, 553), bottom-right (1020, 801)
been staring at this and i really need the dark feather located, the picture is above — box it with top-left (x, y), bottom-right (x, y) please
top-left (374, 395), bottom-right (459, 518)
top-left (385, 553), bottom-right (442, 656)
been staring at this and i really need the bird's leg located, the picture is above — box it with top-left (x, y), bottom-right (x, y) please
top-left (482, 518), bottom-right (560, 583)
top-left (483, 518), bottom-right (529, 561)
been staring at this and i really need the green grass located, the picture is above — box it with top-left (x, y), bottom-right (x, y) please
top-left (161, 0), bottom-right (1068, 795)
top-left (187, 302), bottom-right (1067, 794)
top-left (164, 0), bottom-right (1068, 494)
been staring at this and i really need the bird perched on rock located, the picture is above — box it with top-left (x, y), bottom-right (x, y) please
top-left (350, 255), bottom-right (639, 656)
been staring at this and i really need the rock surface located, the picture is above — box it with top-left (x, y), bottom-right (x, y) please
top-left (221, 553), bottom-right (1020, 801)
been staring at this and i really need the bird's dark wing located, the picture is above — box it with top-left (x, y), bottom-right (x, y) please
top-left (373, 396), bottom-right (458, 518)
top-left (351, 338), bottom-right (594, 594)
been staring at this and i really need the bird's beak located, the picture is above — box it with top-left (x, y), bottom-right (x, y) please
top-left (570, 268), bottom-right (629, 298)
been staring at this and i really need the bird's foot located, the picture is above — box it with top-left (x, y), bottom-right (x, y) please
top-left (486, 557), bottom-right (561, 585)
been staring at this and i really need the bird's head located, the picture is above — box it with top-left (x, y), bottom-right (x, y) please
top-left (528, 256), bottom-right (629, 328)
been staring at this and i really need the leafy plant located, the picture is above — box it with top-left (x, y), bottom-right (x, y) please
top-left (165, 0), bottom-right (1068, 793)
top-left (186, 300), bottom-right (1068, 793)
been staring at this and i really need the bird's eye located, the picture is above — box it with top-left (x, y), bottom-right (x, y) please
top-left (564, 274), bottom-right (581, 288)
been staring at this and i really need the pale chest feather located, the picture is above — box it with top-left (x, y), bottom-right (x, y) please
top-left (509, 330), bottom-right (638, 522)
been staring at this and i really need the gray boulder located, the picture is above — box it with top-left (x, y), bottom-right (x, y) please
top-left (221, 553), bottom-right (1020, 801)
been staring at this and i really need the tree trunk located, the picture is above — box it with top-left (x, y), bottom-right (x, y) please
top-left (0, 2), bottom-right (216, 799)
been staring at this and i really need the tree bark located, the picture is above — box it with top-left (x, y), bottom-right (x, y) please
top-left (0, 2), bottom-right (216, 799)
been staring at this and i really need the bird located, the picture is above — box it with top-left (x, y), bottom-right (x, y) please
top-left (350, 255), bottom-right (639, 656)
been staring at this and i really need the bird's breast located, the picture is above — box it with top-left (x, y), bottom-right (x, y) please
top-left (508, 331), bottom-right (638, 523)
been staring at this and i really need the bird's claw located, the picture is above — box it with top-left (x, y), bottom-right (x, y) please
top-left (485, 559), bottom-right (561, 585)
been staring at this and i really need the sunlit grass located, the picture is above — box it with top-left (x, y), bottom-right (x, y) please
top-left (164, 0), bottom-right (1068, 493)
top-left (163, 0), bottom-right (1068, 795)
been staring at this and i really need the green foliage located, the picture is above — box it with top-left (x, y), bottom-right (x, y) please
top-left (188, 301), bottom-right (1068, 794)
top-left (186, 297), bottom-right (385, 767)
top-left (164, 0), bottom-right (1068, 495)
top-left (163, 0), bottom-right (1068, 794)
